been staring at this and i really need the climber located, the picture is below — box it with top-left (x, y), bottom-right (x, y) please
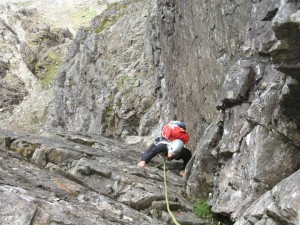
top-left (137, 138), bottom-right (192, 177)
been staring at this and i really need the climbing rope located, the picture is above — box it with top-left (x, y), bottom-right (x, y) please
top-left (162, 158), bottom-right (181, 225)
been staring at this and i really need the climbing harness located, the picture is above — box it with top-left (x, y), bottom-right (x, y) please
top-left (153, 138), bottom-right (169, 146)
top-left (162, 158), bottom-right (181, 225)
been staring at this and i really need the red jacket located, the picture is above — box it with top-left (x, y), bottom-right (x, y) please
top-left (162, 124), bottom-right (189, 144)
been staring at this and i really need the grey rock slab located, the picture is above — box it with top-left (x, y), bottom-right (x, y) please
top-left (0, 144), bottom-right (164, 225)
top-left (161, 211), bottom-right (210, 225)
top-left (0, 129), bottom-right (196, 224)
top-left (234, 169), bottom-right (300, 225)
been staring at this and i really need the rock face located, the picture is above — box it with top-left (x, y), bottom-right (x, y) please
top-left (0, 0), bottom-right (300, 224)
top-left (153, 0), bottom-right (253, 148)
top-left (234, 169), bottom-right (300, 225)
top-left (45, 0), bottom-right (162, 141)
top-left (182, 0), bottom-right (300, 224)
top-left (0, 129), bottom-right (206, 225)
top-left (0, 3), bottom-right (72, 133)
top-left (0, 60), bottom-right (28, 110)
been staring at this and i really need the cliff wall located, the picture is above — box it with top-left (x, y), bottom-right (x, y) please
top-left (0, 0), bottom-right (299, 224)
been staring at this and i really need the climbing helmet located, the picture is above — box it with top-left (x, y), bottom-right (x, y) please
top-left (168, 139), bottom-right (184, 155)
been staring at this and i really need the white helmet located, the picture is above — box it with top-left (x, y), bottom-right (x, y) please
top-left (168, 139), bottom-right (184, 155)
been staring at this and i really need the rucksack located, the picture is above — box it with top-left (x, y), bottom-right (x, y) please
top-left (161, 121), bottom-right (189, 144)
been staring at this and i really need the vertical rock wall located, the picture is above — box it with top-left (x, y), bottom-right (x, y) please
top-left (153, 0), bottom-right (253, 148)
top-left (175, 0), bottom-right (300, 223)
top-left (45, 0), bottom-right (163, 141)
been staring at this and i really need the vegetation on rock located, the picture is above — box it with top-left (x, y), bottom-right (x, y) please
top-left (195, 199), bottom-right (213, 219)
top-left (40, 50), bottom-right (64, 89)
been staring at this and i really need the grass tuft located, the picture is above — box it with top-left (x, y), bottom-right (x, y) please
top-left (195, 199), bottom-right (214, 219)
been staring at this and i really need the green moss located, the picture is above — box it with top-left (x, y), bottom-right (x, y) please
top-left (95, 16), bottom-right (109, 33)
top-left (70, 7), bottom-right (99, 27)
top-left (195, 199), bottom-right (213, 219)
top-left (117, 76), bottom-right (135, 89)
top-left (105, 2), bottom-right (119, 11)
top-left (117, 99), bottom-right (122, 108)
top-left (103, 94), bottom-right (114, 127)
top-left (41, 51), bottom-right (64, 89)
top-left (95, 1), bottom-right (131, 34)
top-left (105, 109), bottom-right (113, 125)
top-left (11, 143), bottom-right (37, 159)
top-left (95, 13), bottom-right (124, 33)
top-left (195, 199), bottom-right (234, 225)
top-left (95, 0), bottom-right (145, 34)
top-left (104, 105), bottom-right (113, 127)
top-left (48, 50), bottom-right (58, 61)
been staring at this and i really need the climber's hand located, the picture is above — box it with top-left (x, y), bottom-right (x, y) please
top-left (137, 161), bottom-right (147, 168)
top-left (179, 170), bottom-right (185, 177)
